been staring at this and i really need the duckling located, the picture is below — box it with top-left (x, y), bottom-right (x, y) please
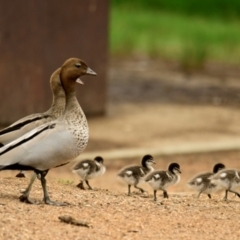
top-left (145, 162), bottom-right (181, 201)
top-left (72, 156), bottom-right (105, 190)
top-left (210, 168), bottom-right (240, 200)
top-left (117, 154), bottom-right (155, 196)
top-left (188, 163), bottom-right (225, 199)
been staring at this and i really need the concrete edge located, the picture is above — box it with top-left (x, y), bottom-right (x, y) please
top-left (74, 139), bottom-right (240, 161)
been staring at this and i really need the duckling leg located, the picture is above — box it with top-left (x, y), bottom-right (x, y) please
top-left (223, 190), bottom-right (229, 200)
top-left (153, 190), bottom-right (157, 201)
top-left (133, 184), bottom-right (144, 193)
top-left (40, 171), bottom-right (68, 206)
top-left (85, 180), bottom-right (93, 190)
top-left (197, 192), bottom-right (202, 199)
top-left (19, 173), bottom-right (37, 204)
top-left (128, 185), bottom-right (131, 196)
top-left (228, 190), bottom-right (240, 198)
top-left (163, 191), bottom-right (169, 198)
top-left (207, 194), bottom-right (212, 199)
top-left (76, 181), bottom-right (85, 190)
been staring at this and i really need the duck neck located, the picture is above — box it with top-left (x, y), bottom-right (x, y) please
top-left (95, 161), bottom-right (102, 171)
top-left (60, 69), bottom-right (86, 120)
top-left (47, 92), bottom-right (65, 117)
top-left (146, 165), bottom-right (154, 172)
top-left (142, 160), bottom-right (147, 169)
top-left (64, 89), bottom-right (77, 111)
top-left (170, 169), bottom-right (179, 176)
top-left (142, 162), bottom-right (153, 173)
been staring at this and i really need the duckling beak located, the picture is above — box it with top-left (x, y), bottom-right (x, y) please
top-left (152, 160), bottom-right (156, 164)
top-left (76, 78), bottom-right (84, 85)
top-left (86, 67), bottom-right (97, 76)
top-left (177, 169), bottom-right (182, 174)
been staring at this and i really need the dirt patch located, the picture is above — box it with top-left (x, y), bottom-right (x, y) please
top-left (1, 181), bottom-right (240, 240)
top-left (1, 151), bottom-right (240, 239)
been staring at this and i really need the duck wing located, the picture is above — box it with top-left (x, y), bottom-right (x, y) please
top-left (0, 113), bottom-right (55, 145)
top-left (188, 172), bottom-right (212, 185)
top-left (0, 120), bottom-right (75, 171)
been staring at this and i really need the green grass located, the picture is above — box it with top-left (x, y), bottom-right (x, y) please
top-left (112, 0), bottom-right (240, 19)
top-left (110, 7), bottom-right (240, 67)
top-left (58, 179), bottom-right (74, 185)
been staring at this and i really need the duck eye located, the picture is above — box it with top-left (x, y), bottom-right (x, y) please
top-left (75, 63), bottom-right (81, 68)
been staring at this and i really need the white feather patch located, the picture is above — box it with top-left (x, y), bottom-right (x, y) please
top-left (83, 163), bottom-right (89, 168)
top-left (154, 174), bottom-right (160, 179)
top-left (220, 172), bottom-right (227, 178)
top-left (125, 170), bottom-right (133, 176)
top-left (196, 178), bottom-right (202, 183)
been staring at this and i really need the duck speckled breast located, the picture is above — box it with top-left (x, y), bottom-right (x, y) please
top-left (66, 109), bottom-right (89, 156)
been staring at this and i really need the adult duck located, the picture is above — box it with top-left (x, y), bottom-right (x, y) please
top-left (0, 58), bottom-right (96, 205)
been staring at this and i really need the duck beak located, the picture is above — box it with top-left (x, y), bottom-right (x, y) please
top-left (177, 169), bottom-right (182, 174)
top-left (152, 160), bottom-right (156, 164)
top-left (86, 67), bottom-right (97, 76)
top-left (76, 78), bottom-right (84, 85)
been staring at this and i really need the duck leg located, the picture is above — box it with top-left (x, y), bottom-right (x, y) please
top-left (85, 180), bottom-right (93, 190)
top-left (153, 190), bottom-right (157, 201)
top-left (133, 184), bottom-right (144, 193)
top-left (223, 190), bottom-right (229, 200)
top-left (128, 185), bottom-right (131, 196)
top-left (40, 171), bottom-right (68, 206)
top-left (197, 191), bottom-right (203, 199)
top-left (19, 173), bottom-right (37, 204)
top-left (163, 191), bottom-right (169, 198)
top-left (76, 181), bottom-right (85, 190)
top-left (77, 173), bottom-right (87, 189)
top-left (228, 189), bottom-right (240, 198)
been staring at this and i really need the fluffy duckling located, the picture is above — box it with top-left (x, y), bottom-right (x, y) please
top-left (188, 163), bottom-right (225, 199)
top-left (118, 154), bottom-right (155, 196)
top-left (210, 168), bottom-right (240, 200)
top-left (0, 68), bottom-right (65, 178)
top-left (0, 58), bottom-right (96, 205)
top-left (145, 162), bottom-right (181, 201)
top-left (72, 156), bottom-right (106, 190)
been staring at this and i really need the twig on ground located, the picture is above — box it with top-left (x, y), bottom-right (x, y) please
top-left (58, 215), bottom-right (91, 228)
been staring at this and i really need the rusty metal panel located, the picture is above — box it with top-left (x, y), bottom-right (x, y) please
top-left (0, 0), bottom-right (109, 124)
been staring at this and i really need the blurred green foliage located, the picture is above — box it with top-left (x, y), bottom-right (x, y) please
top-left (112, 0), bottom-right (240, 19)
top-left (110, 1), bottom-right (240, 68)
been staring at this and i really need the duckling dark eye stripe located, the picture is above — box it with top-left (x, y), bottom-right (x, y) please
top-left (0, 124), bottom-right (56, 156)
top-left (0, 116), bottom-right (49, 136)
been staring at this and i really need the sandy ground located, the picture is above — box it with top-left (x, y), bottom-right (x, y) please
top-left (1, 58), bottom-right (240, 239)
